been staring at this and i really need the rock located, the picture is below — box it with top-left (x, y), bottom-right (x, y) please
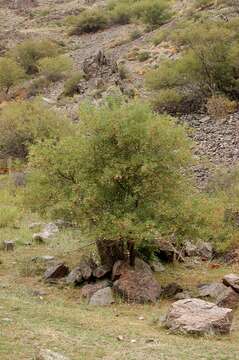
top-left (33, 232), bottom-right (49, 243)
top-left (113, 266), bottom-right (161, 303)
top-left (29, 222), bottom-right (43, 230)
top-left (79, 257), bottom-right (96, 280)
top-left (184, 241), bottom-right (198, 257)
top-left (89, 287), bottom-right (114, 305)
top-left (112, 258), bottom-right (152, 281)
top-left (162, 283), bottom-right (183, 298)
top-left (150, 260), bottom-right (165, 272)
top-left (93, 265), bottom-right (111, 279)
top-left (3, 241), bottom-right (15, 251)
top-left (44, 263), bottom-right (69, 281)
top-left (174, 291), bottom-right (191, 300)
top-left (197, 283), bottom-right (226, 299)
top-left (80, 280), bottom-right (111, 299)
top-left (197, 241), bottom-right (213, 259)
top-left (223, 274), bottom-right (239, 293)
top-left (36, 349), bottom-right (69, 360)
top-left (164, 298), bottom-right (233, 335)
top-left (65, 266), bottom-right (83, 286)
top-left (154, 239), bottom-right (175, 262)
top-left (33, 223), bottom-right (59, 243)
top-left (216, 287), bottom-right (239, 310)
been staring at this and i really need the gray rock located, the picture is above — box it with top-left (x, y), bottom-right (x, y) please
top-left (80, 280), bottom-right (111, 299)
top-left (197, 283), bottom-right (226, 299)
top-left (3, 241), bottom-right (15, 251)
top-left (162, 283), bottom-right (183, 299)
top-left (184, 241), bottom-right (198, 257)
top-left (36, 349), bottom-right (69, 360)
top-left (89, 287), bottom-right (114, 305)
top-left (174, 291), bottom-right (191, 300)
top-left (223, 274), bottom-right (239, 293)
top-left (44, 263), bottom-right (69, 281)
top-left (65, 267), bottom-right (83, 285)
top-left (197, 242), bottom-right (213, 259)
top-left (93, 265), bottom-right (111, 279)
top-left (150, 260), bottom-right (165, 272)
top-left (164, 298), bottom-right (233, 335)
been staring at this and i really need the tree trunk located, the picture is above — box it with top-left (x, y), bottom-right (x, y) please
top-left (127, 240), bottom-right (136, 267)
top-left (96, 239), bottom-right (126, 269)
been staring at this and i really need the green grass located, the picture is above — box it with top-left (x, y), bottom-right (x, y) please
top-left (0, 231), bottom-right (239, 359)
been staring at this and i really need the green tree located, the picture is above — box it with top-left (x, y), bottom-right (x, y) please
top-left (25, 98), bottom-right (200, 264)
top-left (0, 57), bottom-right (25, 94)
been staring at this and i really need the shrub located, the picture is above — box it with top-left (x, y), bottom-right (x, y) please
top-left (63, 72), bottom-right (83, 97)
top-left (0, 57), bottom-right (25, 94)
top-left (11, 39), bottom-right (60, 74)
top-left (69, 9), bottom-right (108, 35)
top-left (38, 55), bottom-right (72, 82)
top-left (146, 20), bottom-right (239, 113)
top-left (151, 89), bottom-right (184, 114)
top-left (0, 206), bottom-right (20, 228)
top-left (137, 51), bottom-right (150, 62)
top-left (0, 100), bottom-right (73, 159)
top-left (206, 95), bottom-right (237, 118)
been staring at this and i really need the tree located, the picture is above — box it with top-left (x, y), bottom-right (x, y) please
top-left (0, 57), bottom-right (25, 94)
top-left (25, 98), bottom-right (198, 266)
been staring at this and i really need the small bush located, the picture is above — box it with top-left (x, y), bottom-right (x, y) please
top-left (69, 9), bottom-right (108, 35)
top-left (129, 29), bottom-right (142, 41)
top-left (11, 39), bottom-right (61, 74)
top-left (0, 100), bottom-right (73, 159)
top-left (0, 206), bottom-right (20, 228)
top-left (63, 72), bottom-right (83, 97)
top-left (38, 55), bottom-right (72, 82)
top-left (206, 95), bottom-right (237, 119)
top-left (137, 51), bottom-right (150, 62)
top-left (0, 57), bottom-right (25, 94)
top-left (151, 89), bottom-right (184, 114)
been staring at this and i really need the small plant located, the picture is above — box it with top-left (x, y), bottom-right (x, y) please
top-left (69, 9), bottom-right (108, 35)
top-left (63, 72), bottom-right (83, 97)
top-left (129, 29), bottom-right (142, 41)
top-left (137, 51), bottom-right (150, 62)
top-left (118, 64), bottom-right (130, 80)
top-left (206, 95), bottom-right (237, 119)
top-left (0, 57), bottom-right (25, 94)
top-left (38, 55), bottom-right (72, 82)
top-left (151, 89), bottom-right (184, 114)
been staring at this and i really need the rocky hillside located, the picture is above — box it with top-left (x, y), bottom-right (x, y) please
top-left (0, 0), bottom-right (239, 183)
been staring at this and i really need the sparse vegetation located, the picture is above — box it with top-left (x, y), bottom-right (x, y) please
top-left (63, 71), bottom-right (83, 97)
top-left (38, 55), bottom-right (73, 82)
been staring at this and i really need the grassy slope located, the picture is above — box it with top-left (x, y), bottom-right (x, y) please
top-left (0, 232), bottom-right (239, 359)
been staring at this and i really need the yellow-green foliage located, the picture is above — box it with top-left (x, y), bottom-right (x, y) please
top-left (69, 9), bottom-right (108, 35)
top-left (11, 39), bottom-right (61, 74)
top-left (147, 19), bottom-right (239, 113)
top-left (38, 55), bottom-right (72, 82)
top-left (0, 57), bottom-right (25, 94)
top-left (68, 0), bottom-right (171, 35)
top-left (63, 71), bottom-right (83, 97)
top-left (0, 188), bottom-right (21, 228)
top-left (0, 99), bottom-right (73, 159)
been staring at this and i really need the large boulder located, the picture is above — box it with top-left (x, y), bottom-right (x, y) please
top-left (44, 263), bottom-right (69, 281)
top-left (164, 299), bottom-right (233, 335)
top-left (223, 274), bottom-right (239, 293)
top-left (89, 287), bottom-right (114, 306)
top-left (197, 242), bottom-right (213, 259)
top-left (113, 261), bottom-right (161, 303)
top-left (112, 258), bottom-right (152, 281)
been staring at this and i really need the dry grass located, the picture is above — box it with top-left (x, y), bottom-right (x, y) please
top-left (0, 230), bottom-right (239, 359)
